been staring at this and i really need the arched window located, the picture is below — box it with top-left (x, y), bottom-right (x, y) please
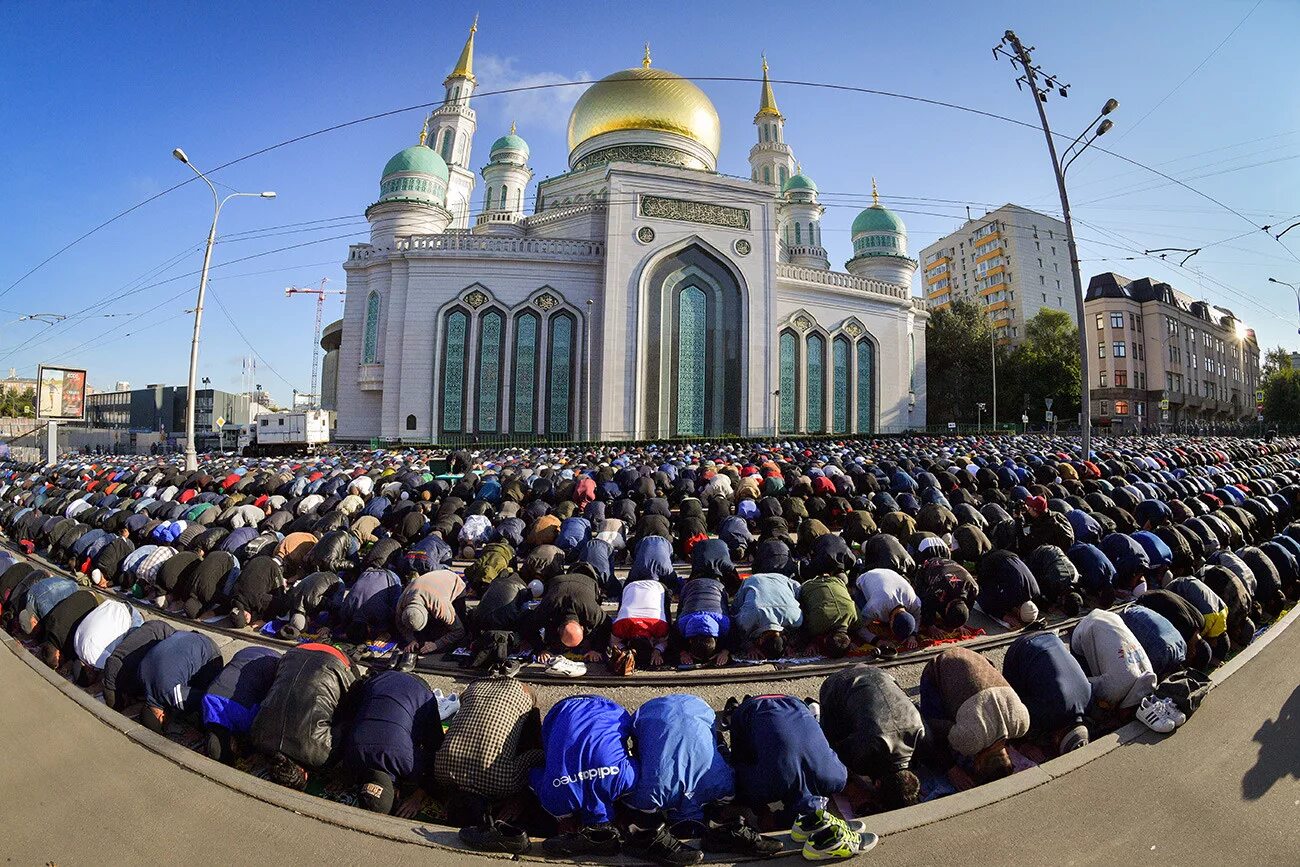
top-left (441, 309), bottom-right (469, 433)
top-left (1114, 400), bottom-right (1129, 415)
top-left (832, 336), bottom-right (850, 434)
top-left (440, 130), bottom-right (454, 163)
top-left (857, 339), bottom-right (875, 434)
top-left (547, 313), bottom-right (575, 436)
top-left (405, 414), bottom-right (417, 431)
top-left (476, 310), bottom-right (504, 432)
top-left (451, 85), bottom-right (460, 101)
top-left (779, 166), bottom-right (788, 186)
top-left (676, 286), bottom-right (707, 436)
top-left (500, 185), bottom-right (508, 210)
top-left (806, 333), bottom-right (825, 433)
top-left (512, 311), bottom-right (539, 434)
top-left (779, 330), bottom-right (798, 434)
top-left (362, 291), bottom-right (380, 364)
top-left (484, 187), bottom-right (494, 211)
top-left (795, 222), bottom-right (802, 245)
top-left (762, 166), bottom-right (771, 185)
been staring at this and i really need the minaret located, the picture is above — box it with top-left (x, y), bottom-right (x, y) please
top-left (845, 179), bottom-right (918, 286)
top-left (748, 54), bottom-right (796, 190)
top-left (778, 163), bottom-right (829, 268)
top-left (427, 16), bottom-right (480, 229)
top-left (474, 122), bottom-right (532, 236)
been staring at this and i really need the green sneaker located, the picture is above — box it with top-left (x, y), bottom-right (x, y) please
top-left (801, 825), bottom-right (879, 861)
top-left (789, 810), bottom-right (868, 844)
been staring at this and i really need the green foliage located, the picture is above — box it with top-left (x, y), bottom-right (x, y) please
top-left (1261, 345), bottom-right (1293, 380)
top-left (925, 300), bottom-right (999, 424)
top-left (1000, 308), bottom-right (1081, 423)
top-left (0, 387), bottom-right (35, 418)
top-left (1262, 366), bottom-right (1300, 425)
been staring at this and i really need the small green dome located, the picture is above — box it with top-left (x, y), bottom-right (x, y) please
top-left (851, 204), bottom-right (905, 235)
top-left (490, 133), bottom-right (529, 160)
top-left (382, 145), bottom-right (449, 182)
top-left (782, 172), bottom-right (817, 194)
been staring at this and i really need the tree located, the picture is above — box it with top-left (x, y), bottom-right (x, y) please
top-left (1261, 345), bottom-right (1293, 380)
top-left (925, 300), bottom-right (1000, 425)
top-left (1262, 367), bottom-right (1300, 428)
top-left (999, 309), bottom-right (1081, 426)
top-left (0, 387), bottom-right (35, 419)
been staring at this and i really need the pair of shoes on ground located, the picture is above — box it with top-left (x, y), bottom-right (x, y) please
top-left (791, 809), bottom-right (880, 861)
top-left (432, 688), bottom-right (460, 720)
top-left (459, 818), bottom-right (529, 854)
top-left (625, 818), bottom-right (784, 865)
top-left (1137, 695), bottom-right (1187, 734)
top-left (542, 824), bottom-right (621, 858)
top-left (542, 656), bottom-right (587, 677)
top-left (487, 658), bottom-right (523, 678)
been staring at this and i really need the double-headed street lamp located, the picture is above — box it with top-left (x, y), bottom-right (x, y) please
top-left (172, 148), bottom-right (275, 472)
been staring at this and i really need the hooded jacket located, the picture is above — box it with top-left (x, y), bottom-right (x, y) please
top-left (800, 575), bottom-right (860, 636)
top-left (230, 555), bottom-right (286, 618)
top-left (625, 695), bottom-right (734, 821)
top-left (976, 551), bottom-right (1040, 619)
top-left (139, 630), bottom-right (222, 713)
top-left (729, 695), bottom-right (847, 815)
top-left (819, 665), bottom-right (925, 779)
top-left (1070, 609), bottom-right (1157, 709)
top-left (733, 573), bottom-right (803, 638)
top-left (1166, 577), bottom-right (1228, 639)
top-left (202, 646), bottom-right (281, 735)
top-left (343, 670), bottom-right (442, 784)
top-left (1120, 606), bottom-right (1187, 677)
top-left (338, 568), bottom-right (403, 635)
top-left (919, 646), bottom-right (1030, 759)
top-left (530, 696), bottom-right (636, 823)
top-left (251, 643), bottom-right (357, 769)
top-left (41, 590), bottom-right (99, 660)
top-left (1002, 632), bottom-right (1090, 736)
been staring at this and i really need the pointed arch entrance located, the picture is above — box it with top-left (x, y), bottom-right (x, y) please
top-left (640, 244), bottom-right (746, 438)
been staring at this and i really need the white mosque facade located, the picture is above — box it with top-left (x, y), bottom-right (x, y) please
top-left (336, 24), bottom-right (928, 443)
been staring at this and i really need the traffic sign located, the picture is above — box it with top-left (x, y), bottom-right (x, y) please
top-left (1045, 398), bottom-right (1054, 410)
top-left (216, 416), bottom-right (225, 428)
top-left (1045, 411), bottom-right (1054, 422)
top-left (947, 422), bottom-right (956, 430)
top-left (1255, 389), bottom-right (1265, 403)
top-left (1159, 399), bottom-right (1169, 411)
top-left (1021, 414), bottom-right (1029, 424)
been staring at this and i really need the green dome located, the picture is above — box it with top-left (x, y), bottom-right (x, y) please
top-left (381, 145), bottom-right (449, 182)
top-left (490, 133), bottom-right (529, 160)
top-left (782, 172), bottom-right (818, 194)
top-left (851, 204), bottom-right (905, 235)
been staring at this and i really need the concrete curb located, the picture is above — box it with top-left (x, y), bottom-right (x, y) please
top-left (3, 603), bottom-right (1294, 861)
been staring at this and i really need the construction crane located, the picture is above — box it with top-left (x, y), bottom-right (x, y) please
top-left (284, 278), bottom-right (345, 408)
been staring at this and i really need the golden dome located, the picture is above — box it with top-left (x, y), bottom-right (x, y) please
top-left (567, 67), bottom-right (722, 157)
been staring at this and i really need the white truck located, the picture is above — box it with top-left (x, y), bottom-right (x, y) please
top-left (244, 409), bottom-right (332, 455)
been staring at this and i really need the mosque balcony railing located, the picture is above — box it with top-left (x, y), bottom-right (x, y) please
top-left (474, 211), bottom-right (523, 227)
top-left (357, 363), bottom-right (384, 391)
top-left (776, 263), bottom-right (910, 300)
top-left (398, 233), bottom-right (605, 261)
top-left (525, 202), bottom-right (608, 230)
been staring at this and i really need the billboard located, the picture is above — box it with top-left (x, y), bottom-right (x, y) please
top-left (36, 365), bottom-right (87, 421)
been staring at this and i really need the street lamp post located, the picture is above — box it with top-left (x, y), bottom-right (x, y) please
top-left (977, 401), bottom-right (986, 433)
top-left (990, 326), bottom-right (998, 433)
top-left (1267, 278), bottom-right (1300, 337)
top-left (997, 32), bottom-right (1117, 462)
top-left (172, 148), bottom-right (275, 472)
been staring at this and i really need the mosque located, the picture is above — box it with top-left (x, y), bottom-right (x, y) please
top-left (335, 20), bottom-right (928, 444)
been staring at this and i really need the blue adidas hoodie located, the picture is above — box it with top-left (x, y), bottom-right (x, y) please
top-left (729, 695), bottom-right (846, 815)
top-left (530, 696), bottom-right (636, 824)
top-left (626, 695), bottom-right (734, 821)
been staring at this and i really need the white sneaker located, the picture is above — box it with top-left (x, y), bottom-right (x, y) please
top-left (1160, 697), bottom-right (1186, 727)
top-left (545, 657), bottom-right (587, 678)
top-left (1137, 696), bottom-right (1175, 734)
top-left (434, 690), bottom-right (461, 720)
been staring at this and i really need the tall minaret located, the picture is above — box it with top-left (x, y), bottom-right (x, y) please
top-left (427, 16), bottom-right (480, 229)
top-left (474, 122), bottom-right (533, 236)
top-left (748, 54), bottom-right (796, 190)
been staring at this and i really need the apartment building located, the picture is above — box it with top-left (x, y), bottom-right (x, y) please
top-left (919, 204), bottom-right (1076, 345)
top-left (1085, 273), bottom-right (1261, 431)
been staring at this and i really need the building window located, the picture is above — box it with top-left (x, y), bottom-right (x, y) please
top-left (476, 310), bottom-right (504, 433)
top-left (405, 414), bottom-right (417, 430)
top-left (1115, 400), bottom-right (1129, 415)
top-left (1110, 313), bottom-right (1124, 328)
top-left (1099, 371), bottom-right (1107, 387)
top-left (1115, 369), bottom-right (1127, 387)
top-left (547, 313), bottom-right (575, 436)
top-left (832, 336), bottom-right (850, 434)
top-left (362, 291), bottom-right (381, 364)
top-left (779, 330), bottom-right (799, 434)
top-left (1100, 401), bottom-right (1110, 416)
top-left (795, 222), bottom-right (802, 245)
top-left (762, 166), bottom-right (771, 184)
top-left (484, 187), bottom-right (494, 210)
top-left (1113, 341), bottom-right (1126, 357)
top-left (439, 129), bottom-right (454, 163)
top-left (1099, 343), bottom-right (1107, 358)
top-left (1096, 314), bottom-right (1104, 330)
top-left (676, 287), bottom-right (707, 437)
top-left (857, 339), bottom-right (874, 434)
top-left (806, 333), bottom-right (825, 433)
top-left (441, 309), bottom-right (469, 433)
top-left (779, 166), bottom-right (788, 185)
top-left (512, 311), bottom-right (539, 434)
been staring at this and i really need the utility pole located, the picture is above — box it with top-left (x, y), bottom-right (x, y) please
top-left (990, 325), bottom-right (998, 433)
top-left (994, 31), bottom-right (1118, 461)
top-left (284, 279), bottom-right (345, 409)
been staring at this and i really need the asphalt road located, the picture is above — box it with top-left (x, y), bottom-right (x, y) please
top-left (1, 616), bottom-right (1296, 865)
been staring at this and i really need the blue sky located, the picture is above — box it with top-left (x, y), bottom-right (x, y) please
top-left (2, 0), bottom-right (1298, 402)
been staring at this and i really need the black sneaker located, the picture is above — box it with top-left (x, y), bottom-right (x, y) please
top-left (459, 820), bottom-right (531, 855)
top-left (624, 824), bottom-right (703, 866)
top-left (542, 825), bottom-right (622, 858)
top-left (701, 817), bottom-right (783, 856)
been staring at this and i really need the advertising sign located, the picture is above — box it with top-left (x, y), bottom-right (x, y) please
top-left (36, 365), bottom-right (87, 421)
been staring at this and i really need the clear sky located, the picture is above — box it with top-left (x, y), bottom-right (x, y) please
top-left (2, 0), bottom-right (1298, 403)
